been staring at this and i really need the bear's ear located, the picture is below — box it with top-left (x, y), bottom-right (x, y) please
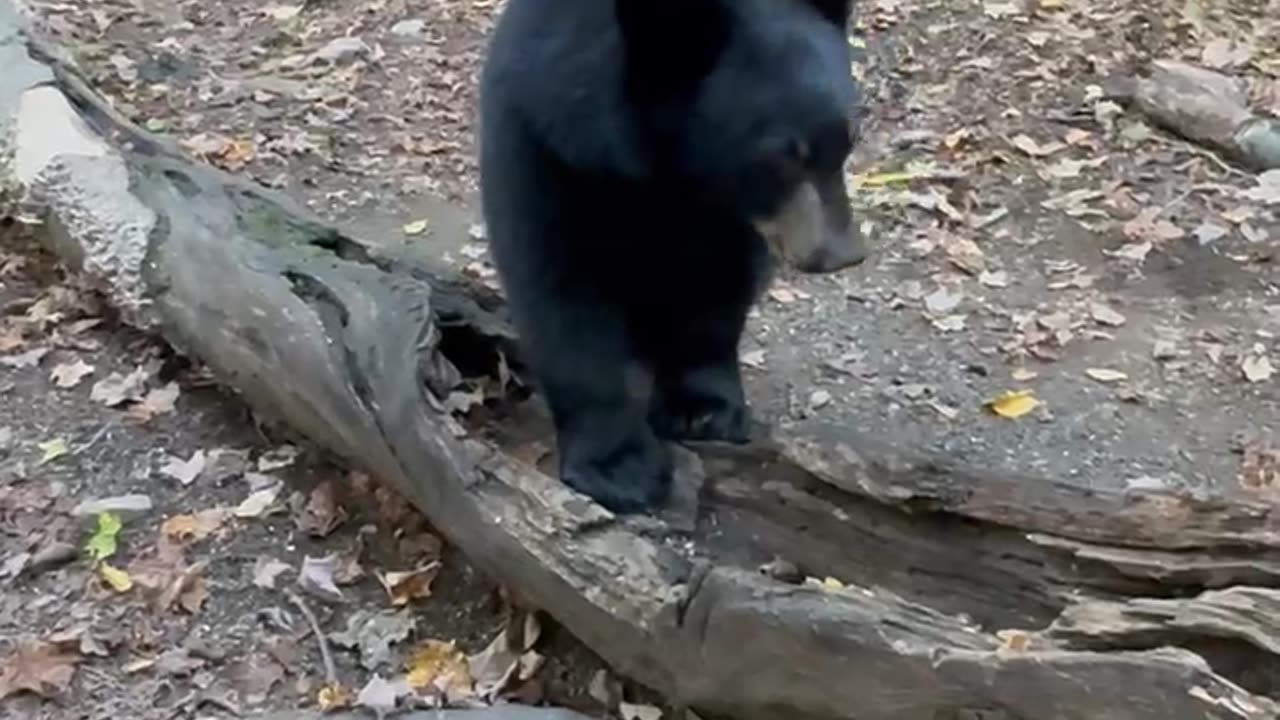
top-left (803, 0), bottom-right (853, 26)
top-left (615, 0), bottom-right (728, 100)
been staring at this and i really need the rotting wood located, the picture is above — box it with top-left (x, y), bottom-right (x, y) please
top-left (1109, 59), bottom-right (1280, 171)
top-left (6, 7), bottom-right (1280, 718)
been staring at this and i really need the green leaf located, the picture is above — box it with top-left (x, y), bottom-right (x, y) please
top-left (85, 512), bottom-right (123, 561)
top-left (37, 438), bottom-right (70, 465)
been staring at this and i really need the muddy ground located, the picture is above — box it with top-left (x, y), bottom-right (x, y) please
top-left (3, 0), bottom-right (1280, 718)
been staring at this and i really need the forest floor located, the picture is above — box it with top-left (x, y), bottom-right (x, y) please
top-left (2, 0), bottom-right (1279, 718)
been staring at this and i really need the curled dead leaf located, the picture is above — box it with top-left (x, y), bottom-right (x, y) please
top-left (379, 562), bottom-right (441, 606)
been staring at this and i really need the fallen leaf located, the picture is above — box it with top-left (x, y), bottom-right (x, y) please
top-left (295, 481), bottom-right (347, 537)
top-left (203, 448), bottom-right (251, 483)
top-left (37, 438), bottom-right (70, 465)
top-left (1240, 442), bottom-right (1280, 491)
top-left (235, 485), bottom-right (281, 518)
top-left (89, 367), bottom-right (149, 407)
top-left (1192, 222), bottom-right (1229, 246)
top-left (161, 508), bottom-right (230, 542)
top-left (356, 675), bottom-right (402, 718)
top-left (257, 445), bottom-right (299, 472)
top-left (84, 512), bottom-right (123, 562)
top-left (153, 648), bottom-right (205, 677)
top-left (620, 703), bottom-right (664, 720)
top-left (1242, 170), bottom-right (1280, 204)
top-left (179, 575), bottom-right (209, 614)
top-left (996, 629), bottom-right (1032, 652)
top-left (987, 390), bottom-right (1041, 419)
top-left (99, 563), bottom-right (133, 592)
top-left (1011, 368), bottom-right (1038, 382)
top-left (159, 450), bottom-right (207, 486)
top-left (1242, 355), bottom-right (1275, 383)
top-left (1106, 241), bottom-right (1152, 263)
top-left (379, 562), bottom-right (441, 606)
top-left (1085, 368), bottom-right (1128, 383)
top-left (1089, 303), bottom-right (1126, 327)
top-left (405, 640), bottom-right (473, 697)
top-left (50, 359), bottom-right (94, 388)
top-left (0, 640), bottom-right (79, 699)
top-left (1009, 133), bottom-right (1064, 157)
top-left (0, 347), bottom-right (49, 368)
top-left (331, 610), bottom-right (416, 671)
top-left (941, 234), bottom-right (985, 275)
top-left (402, 219), bottom-right (430, 236)
top-left (127, 382), bottom-right (180, 422)
top-left (252, 556), bottom-right (292, 589)
top-left (229, 653), bottom-right (284, 706)
top-left (1201, 37), bottom-right (1252, 69)
top-left (318, 682), bottom-right (354, 711)
top-left (978, 270), bottom-right (1009, 288)
top-left (127, 535), bottom-right (203, 613)
top-left (923, 287), bottom-right (964, 314)
top-left (262, 4), bottom-right (302, 21)
top-left (298, 554), bottom-right (345, 602)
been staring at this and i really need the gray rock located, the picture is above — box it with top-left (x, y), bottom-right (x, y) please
top-left (72, 493), bottom-right (153, 518)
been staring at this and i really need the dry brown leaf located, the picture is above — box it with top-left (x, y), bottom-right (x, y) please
top-left (161, 508), bottom-right (230, 542)
top-left (295, 480), bottom-right (347, 538)
top-left (1240, 442), bottom-right (1280, 492)
top-left (996, 629), bottom-right (1032, 652)
top-left (379, 562), bottom-right (441, 606)
top-left (0, 640), bottom-right (79, 699)
top-left (127, 382), bottom-right (180, 423)
top-left (405, 640), bottom-right (473, 697)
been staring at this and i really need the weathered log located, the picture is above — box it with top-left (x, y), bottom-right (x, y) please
top-left (6, 5), bottom-right (1280, 719)
top-left (1112, 59), bottom-right (1280, 171)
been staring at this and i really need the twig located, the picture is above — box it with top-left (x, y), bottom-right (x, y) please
top-left (286, 589), bottom-right (338, 686)
top-left (71, 420), bottom-right (114, 456)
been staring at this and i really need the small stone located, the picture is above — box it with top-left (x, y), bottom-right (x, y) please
top-left (390, 19), bottom-right (425, 36)
top-left (72, 494), bottom-right (153, 518)
top-left (312, 37), bottom-right (370, 64)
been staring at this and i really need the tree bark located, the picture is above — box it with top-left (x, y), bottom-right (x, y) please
top-left (6, 10), bottom-right (1280, 719)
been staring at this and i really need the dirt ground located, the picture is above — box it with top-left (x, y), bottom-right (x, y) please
top-left (3, 0), bottom-right (1280, 718)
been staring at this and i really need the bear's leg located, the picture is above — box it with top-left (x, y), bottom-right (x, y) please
top-left (515, 298), bottom-right (673, 513)
top-left (647, 249), bottom-right (763, 445)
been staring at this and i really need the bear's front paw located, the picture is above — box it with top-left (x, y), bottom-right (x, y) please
top-left (652, 401), bottom-right (751, 444)
top-left (560, 432), bottom-right (672, 513)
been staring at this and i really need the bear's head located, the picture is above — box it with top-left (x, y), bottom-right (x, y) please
top-left (619, 0), bottom-right (867, 273)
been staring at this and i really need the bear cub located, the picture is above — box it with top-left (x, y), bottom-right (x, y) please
top-left (479, 0), bottom-right (866, 513)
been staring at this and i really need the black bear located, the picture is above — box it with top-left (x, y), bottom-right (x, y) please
top-left (479, 0), bottom-right (866, 513)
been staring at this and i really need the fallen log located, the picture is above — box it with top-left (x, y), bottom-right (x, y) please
top-left (1110, 59), bottom-right (1280, 171)
top-left (6, 4), bottom-right (1280, 719)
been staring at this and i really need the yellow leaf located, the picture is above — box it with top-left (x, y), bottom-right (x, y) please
top-left (161, 508), bottom-right (230, 542)
top-left (100, 563), bottom-right (133, 592)
top-left (820, 576), bottom-right (845, 591)
top-left (988, 390), bottom-right (1040, 419)
top-left (405, 640), bottom-right (473, 693)
top-left (1085, 368), bottom-right (1128, 383)
top-left (317, 682), bottom-right (352, 710)
top-left (402, 219), bottom-right (430, 236)
top-left (85, 512), bottom-right (123, 561)
top-left (38, 438), bottom-right (70, 465)
top-left (852, 171), bottom-right (917, 188)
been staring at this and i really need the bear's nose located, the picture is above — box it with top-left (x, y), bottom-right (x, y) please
top-left (795, 224), bottom-right (868, 274)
